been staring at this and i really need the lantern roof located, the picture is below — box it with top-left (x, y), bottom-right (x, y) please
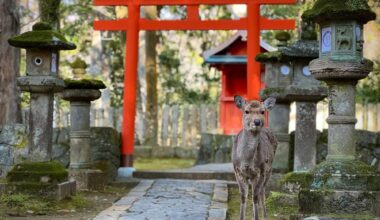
top-left (302, 0), bottom-right (376, 23)
top-left (8, 22), bottom-right (76, 50)
top-left (256, 40), bottom-right (318, 62)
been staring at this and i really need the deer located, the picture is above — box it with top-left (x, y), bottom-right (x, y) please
top-left (232, 96), bottom-right (277, 220)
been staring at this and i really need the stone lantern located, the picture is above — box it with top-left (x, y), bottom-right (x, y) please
top-left (298, 0), bottom-right (380, 215)
top-left (256, 31), bottom-right (293, 173)
top-left (283, 21), bottom-right (328, 172)
top-left (8, 22), bottom-right (76, 162)
top-left (62, 77), bottom-right (106, 190)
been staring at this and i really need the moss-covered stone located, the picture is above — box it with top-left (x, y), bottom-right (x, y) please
top-left (255, 51), bottom-right (283, 62)
top-left (299, 189), bottom-right (379, 215)
top-left (64, 79), bottom-right (106, 90)
top-left (260, 87), bottom-right (285, 98)
top-left (310, 160), bottom-right (380, 191)
top-left (8, 22), bottom-right (76, 50)
top-left (32, 22), bottom-right (53, 31)
top-left (6, 161), bottom-right (68, 184)
top-left (266, 192), bottom-right (299, 215)
top-left (281, 172), bottom-right (313, 189)
top-left (70, 58), bottom-right (88, 69)
top-left (302, 0), bottom-right (376, 23)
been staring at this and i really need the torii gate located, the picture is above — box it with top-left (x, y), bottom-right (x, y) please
top-left (93, 0), bottom-right (296, 169)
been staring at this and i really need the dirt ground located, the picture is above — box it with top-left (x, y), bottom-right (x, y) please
top-left (0, 183), bottom-right (137, 220)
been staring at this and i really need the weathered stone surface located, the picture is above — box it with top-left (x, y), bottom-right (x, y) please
top-left (299, 190), bottom-right (380, 215)
top-left (196, 133), bottom-right (234, 165)
top-left (69, 169), bottom-right (105, 191)
top-left (119, 180), bottom-right (213, 220)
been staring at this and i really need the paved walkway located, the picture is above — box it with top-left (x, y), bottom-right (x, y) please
top-left (94, 179), bottom-right (229, 220)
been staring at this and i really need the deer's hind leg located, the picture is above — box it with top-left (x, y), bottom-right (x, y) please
top-left (236, 174), bottom-right (248, 220)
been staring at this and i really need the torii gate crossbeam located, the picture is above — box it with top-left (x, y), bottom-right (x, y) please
top-left (93, 0), bottom-right (296, 170)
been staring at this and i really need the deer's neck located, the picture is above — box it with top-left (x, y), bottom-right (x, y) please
top-left (242, 130), bottom-right (259, 148)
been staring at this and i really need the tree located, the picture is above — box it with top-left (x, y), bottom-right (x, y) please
top-left (144, 6), bottom-right (159, 145)
top-left (0, 0), bottom-right (22, 129)
top-left (38, 0), bottom-right (60, 29)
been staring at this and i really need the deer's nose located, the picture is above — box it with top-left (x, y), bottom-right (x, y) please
top-left (254, 119), bottom-right (261, 126)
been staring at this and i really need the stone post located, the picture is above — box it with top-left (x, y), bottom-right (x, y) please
top-left (8, 22), bottom-right (76, 161)
top-left (62, 78), bottom-right (106, 190)
top-left (298, 0), bottom-right (380, 215)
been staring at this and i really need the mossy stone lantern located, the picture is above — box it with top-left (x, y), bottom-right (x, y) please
top-left (282, 21), bottom-right (328, 173)
top-left (256, 31), bottom-right (293, 173)
top-left (8, 22), bottom-right (76, 162)
top-left (298, 0), bottom-right (380, 215)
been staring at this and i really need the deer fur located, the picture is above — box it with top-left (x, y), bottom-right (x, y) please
top-left (232, 96), bottom-right (277, 220)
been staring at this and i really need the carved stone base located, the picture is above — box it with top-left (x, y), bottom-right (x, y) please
top-left (69, 169), bottom-right (105, 191)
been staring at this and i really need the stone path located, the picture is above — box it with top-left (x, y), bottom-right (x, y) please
top-left (94, 179), bottom-right (228, 220)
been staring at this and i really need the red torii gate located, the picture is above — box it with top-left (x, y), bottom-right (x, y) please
top-left (93, 0), bottom-right (296, 168)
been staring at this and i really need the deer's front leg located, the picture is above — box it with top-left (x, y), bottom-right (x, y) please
top-left (236, 174), bottom-right (248, 220)
top-left (251, 178), bottom-right (260, 220)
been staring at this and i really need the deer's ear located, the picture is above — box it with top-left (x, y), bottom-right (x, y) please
top-left (263, 97), bottom-right (276, 110)
top-left (234, 96), bottom-right (247, 110)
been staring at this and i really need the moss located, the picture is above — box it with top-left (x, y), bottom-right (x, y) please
top-left (275, 31), bottom-right (291, 42)
top-left (64, 78), bottom-right (106, 90)
top-left (260, 88), bottom-right (285, 98)
top-left (32, 22), bottom-right (52, 31)
top-left (266, 192), bottom-right (299, 215)
top-left (302, 0), bottom-right (376, 23)
top-left (70, 57), bottom-right (87, 69)
top-left (255, 51), bottom-right (283, 62)
top-left (0, 193), bottom-right (51, 214)
top-left (280, 172), bottom-right (313, 189)
top-left (8, 22), bottom-right (76, 50)
top-left (7, 161), bottom-right (68, 183)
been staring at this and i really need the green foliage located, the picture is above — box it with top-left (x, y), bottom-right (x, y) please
top-left (357, 60), bottom-right (380, 103)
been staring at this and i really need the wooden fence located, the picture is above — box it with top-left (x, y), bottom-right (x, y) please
top-left (20, 102), bottom-right (379, 148)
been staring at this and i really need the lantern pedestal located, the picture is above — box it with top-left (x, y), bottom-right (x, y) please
top-left (298, 55), bottom-right (380, 216)
top-left (62, 79), bottom-right (106, 191)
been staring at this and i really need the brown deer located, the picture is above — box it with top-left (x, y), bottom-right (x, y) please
top-left (232, 96), bottom-right (277, 220)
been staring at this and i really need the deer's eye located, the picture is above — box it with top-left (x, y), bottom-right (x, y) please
top-left (261, 110), bottom-right (265, 115)
top-left (245, 110), bottom-right (250, 114)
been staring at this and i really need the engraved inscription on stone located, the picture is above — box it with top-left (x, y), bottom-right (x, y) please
top-left (336, 26), bottom-right (353, 51)
top-left (321, 27), bottom-right (332, 53)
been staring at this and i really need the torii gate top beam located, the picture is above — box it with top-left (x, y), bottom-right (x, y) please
top-left (93, 0), bottom-right (296, 169)
top-left (95, 0), bottom-right (295, 5)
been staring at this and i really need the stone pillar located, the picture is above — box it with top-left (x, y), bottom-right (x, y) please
top-left (294, 101), bottom-right (317, 171)
top-left (268, 101), bottom-right (291, 172)
top-left (62, 78), bottom-right (106, 190)
top-left (63, 90), bottom-right (100, 168)
top-left (326, 82), bottom-right (357, 161)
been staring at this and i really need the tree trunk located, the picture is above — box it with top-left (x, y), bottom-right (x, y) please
top-left (38, 0), bottom-right (60, 29)
top-left (144, 6), bottom-right (158, 146)
top-left (0, 0), bottom-right (22, 129)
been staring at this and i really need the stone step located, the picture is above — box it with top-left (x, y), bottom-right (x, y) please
top-left (133, 170), bottom-right (236, 181)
